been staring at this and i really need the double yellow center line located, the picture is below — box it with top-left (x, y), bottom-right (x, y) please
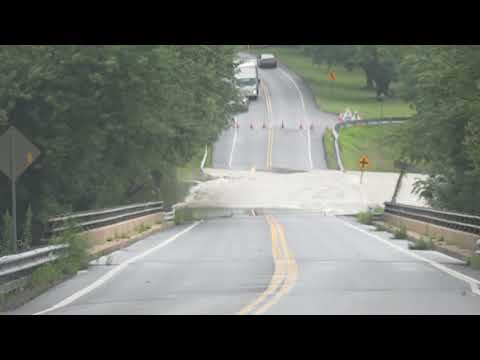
top-left (238, 215), bottom-right (298, 315)
top-left (262, 80), bottom-right (274, 170)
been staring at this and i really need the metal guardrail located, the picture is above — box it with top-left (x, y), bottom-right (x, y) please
top-left (332, 118), bottom-right (410, 172)
top-left (384, 202), bottom-right (480, 235)
top-left (0, 244), bottom-right (69, 279)
top-left (164, 211), bottom-right (175, 222)
top-left (46, 201), bottom-right (164, 236)
top-left (0, 201), bottom-right (171, 298)
top-left (0, 244), bottom-right (69, 295)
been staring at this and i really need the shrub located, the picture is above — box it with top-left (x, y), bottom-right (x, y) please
top-left (357, 211), bottom-right (373, 225)
top-left (49, 221), bottom-right (88, 276)
top-left (174, 207), bottom-right (194, 225)
top-left (410, 238), bottom-right (434, 250)
top-left (374, 223), bottom-right (389, 232)
top-left (30, 263), bottom-right (61, 289)
top-left (393, 225), bottom-right (408, 239)
top-left (469, 255), bottom-right (480, 270)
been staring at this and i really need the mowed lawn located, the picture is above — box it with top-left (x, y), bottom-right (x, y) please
top-left (323, 128), bottom-right (339, 170)
top-left (251, 46), bottom-right (415, 119)
top-left (338, 125), bottom-right (403, 172)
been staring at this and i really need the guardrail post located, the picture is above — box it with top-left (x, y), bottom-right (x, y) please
top-left (391, 170), bottom-right (405, 203)
top-left (476, 239), bottom-right (480, 255)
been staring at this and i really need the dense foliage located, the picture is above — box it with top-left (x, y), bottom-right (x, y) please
top-left (401, 45), bottom-right (480, 214)
top-left (0, 45), bottom-right (237, 249)
top-left (301, 45), bottom-right (406, 97)
top-left (301, 45), bottom-right (480, 214)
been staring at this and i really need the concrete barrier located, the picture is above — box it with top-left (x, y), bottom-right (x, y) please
top-left (83, 212), bottom-right (165, 249)
top-left (384, 213), bottom-right (478, 252)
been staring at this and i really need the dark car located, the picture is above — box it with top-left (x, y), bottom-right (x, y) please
top-left (258, 54), bottom-right (278, 69)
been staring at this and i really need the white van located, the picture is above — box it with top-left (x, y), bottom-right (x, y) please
top-left (235, 61), bottom-right (260, 100)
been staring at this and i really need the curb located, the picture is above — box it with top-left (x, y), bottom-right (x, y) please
top-left (88, 222), bottom-right (176, 260)
top-left (372, 220), bottom-right (471, 264)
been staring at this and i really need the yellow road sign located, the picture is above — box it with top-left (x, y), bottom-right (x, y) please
top-left (0, 127), bottom-right (41, 181)
top-left (329, 71), bottom-right (337, 81)
top-left (26, 152), bottom-right (33, 167)
top-left (359, 155), bottom-right (370, 170)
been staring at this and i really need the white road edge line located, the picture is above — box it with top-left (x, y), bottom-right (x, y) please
top-left (229, 117), bottom-right (238, 169)
top-left (340, 219), bottom-right (480, 296)
top-left (278, 67), bottom-right (313, 170)
top-left (34, 221), bottom-right (203, 315)
top-left (200, 145), bottom-right (208, 172)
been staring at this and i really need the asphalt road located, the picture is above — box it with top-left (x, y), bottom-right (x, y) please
top-left (6, 53), bottom-right (480, 315)
top-left (213, 55), bottom-right (337, 172)
top-left (9, 213), bottom-right (480, 315)
top-left (9, 218), bottom-right (273, 315)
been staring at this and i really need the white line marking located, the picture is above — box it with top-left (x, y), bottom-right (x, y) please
top-left (34, 221), bottom-right (202, 315)
top-left (472, 282), bottom-right (480, 296)
top-left (229, 118), bottom-right (238, 169)
top-left (200, 145), bottom-right (208, 172)
top-left (306, 126), bottom-right (313, 170)
top-left (340, 219), bottom-right (480, 296)
top-left (278, 67), bottom-right (313, 170)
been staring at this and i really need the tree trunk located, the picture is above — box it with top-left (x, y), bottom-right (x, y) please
top-left (362, 65), bottom-right (376, 90)
top-left (366, 76), bottom-right (375, 90)
top-left (376, 79), bottom-right (391, 98)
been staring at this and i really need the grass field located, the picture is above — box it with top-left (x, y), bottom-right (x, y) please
top-left (250, 46), bottom-right (415, 119)
top-left (323, 128), bottom-right (338, 170)
top-left (338, 125), bottom-right (403, 172)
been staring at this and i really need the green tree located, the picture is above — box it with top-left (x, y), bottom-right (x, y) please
top-left (351, 45), bottom-right (403, 97)
top-left (399, 45), bottom-right (480, 213)
top-left (302, 45), bottom-right (405, 97)
top-left (303, 45), bottom-right (355, 71)
top-left (0, 45), bottom-right (237, 243)
top-left (2, 210), bottom-right (14, 254)
top-left (21, 204), bottom-right (33, 251)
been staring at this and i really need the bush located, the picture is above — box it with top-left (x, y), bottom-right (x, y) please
top-left (49, 221), bottom-right (88, 276)
top-left (357, 211), bottom-right (373, 225)
top-left (174, 207), bottom-right (194, 225)
top-left (374, 223), bottom-right (388, 232)
top-left (469, 255), bottom-right (480, 270)
top-left (410, 238), bottom-right (434, 251)
top-left (393, 225), bottom-right (408, 239)
top-left (30, 263), bottom-right (61, 289)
